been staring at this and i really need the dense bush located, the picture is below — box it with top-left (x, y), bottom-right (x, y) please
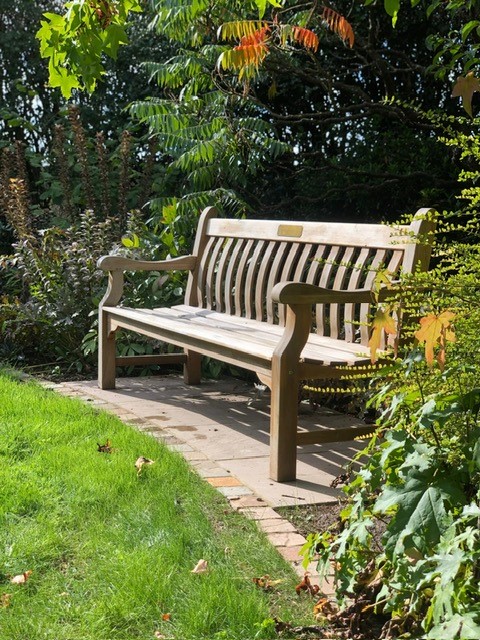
top-left (302, 116), bottom-right (480, 639)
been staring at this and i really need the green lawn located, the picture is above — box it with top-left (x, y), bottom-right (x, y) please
top-left (0, 374), bottom-right (310, 639)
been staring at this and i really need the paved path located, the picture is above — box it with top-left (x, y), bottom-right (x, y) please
top-left (50, 374), bottom-right (367, 587)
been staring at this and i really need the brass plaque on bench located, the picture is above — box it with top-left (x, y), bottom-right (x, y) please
top-left (277, 224), bottom-right (303, 238)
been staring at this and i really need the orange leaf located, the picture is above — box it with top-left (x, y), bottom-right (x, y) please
top-left (452, 72), bottom-right (480, 117)
top-left (368, 308), bottom-right (397, 363)
top-left (10, 570), bottom-right (32, 585)
top-left (414, 311), bottom-right (455, 369)
top-left (292, 26), bottom-right (319, 52)
top-left (322, 7), bottom-right (354, 47)
top-left (295, 572), bottom-right (320, 596)
top-left (161, 613), bottom-right (172, 621)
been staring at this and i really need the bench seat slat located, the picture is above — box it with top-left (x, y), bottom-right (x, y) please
top-left (104, 305), bottom-right (371, 368)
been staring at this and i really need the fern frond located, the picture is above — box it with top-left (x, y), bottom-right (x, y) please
top-left (322, 6), bottom-right (354, 48)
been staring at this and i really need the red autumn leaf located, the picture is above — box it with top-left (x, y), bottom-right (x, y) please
top-left (452, 72), bottom-right (480, 117)
top-left (295, 572), bottom-right (320, 596)
top-left (368, 308), bottom-right (397, 363)
top-left (161, 613), bottom-right (171, 621)
top-left (291, 26), bottom-right (319, 52)
top-left (322, 6), bottom-right (354, 47)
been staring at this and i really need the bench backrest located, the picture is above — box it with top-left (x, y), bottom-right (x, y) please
top-left (185, 207), bottom-right (435, 346)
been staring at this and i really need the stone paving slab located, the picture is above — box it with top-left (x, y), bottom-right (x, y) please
top-left (49, 374), bottom-right (368, 594)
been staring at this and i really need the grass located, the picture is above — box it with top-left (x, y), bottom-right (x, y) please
top-left (0, 373), bottom-right (311, 639)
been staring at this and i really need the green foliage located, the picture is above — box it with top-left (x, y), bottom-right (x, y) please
top-left (302, 115), bottom-right (480, 638)
top-left (36, 0), bottom-right (142, 98)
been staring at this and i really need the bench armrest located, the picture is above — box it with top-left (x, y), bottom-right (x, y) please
top-left (271, 281), bottom-right (400, 304)
top-left (97, 255), bottom-right (197, 272)
top-left (98, 254), bottom-right (197, 308)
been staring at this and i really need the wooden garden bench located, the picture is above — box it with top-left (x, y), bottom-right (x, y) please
top-left (97, 207), bottom-right (435, 482)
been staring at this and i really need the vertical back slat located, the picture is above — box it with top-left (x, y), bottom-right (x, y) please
top-left (329, 246), bottom-right (355, 340)
top-left (359, 249), bottom-right (387, 345)
top-left (205, 237), bottom-right (225, 310)
top-left (195, 236), bottom-right (216, 308)
top-left (234, 239), bottom-right (255, 316)
top-left (277, 243), bottom-right (305, 326)
top-left (316, 246), bottom-right (341, 336)
top-left (245, 241), bottom-right (267, 319)
top-left (254, 241), bottom-right (278, 321)
top-left (214, 237), bottom-right (235, 312)
top-left (224, 238), bottom-right (246, 315)
top-left (344, 247), bottom-right (370, 342)
top-left (265, 242), bottom-right (290, 323)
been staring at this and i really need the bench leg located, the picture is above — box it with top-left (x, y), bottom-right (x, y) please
top-left (184, 349), bottom-right (202, 385)
top-left (98, 312), bottom-right (117, 390)
top-left (269, 357), bottom-right (299, 482)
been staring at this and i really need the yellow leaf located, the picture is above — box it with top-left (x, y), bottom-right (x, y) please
top-left (368, 308), bottom-right (397, 363)
top-left (452, 72), bottom-right (480, 117)
top-left (414, 311), bottom-right (455, 369)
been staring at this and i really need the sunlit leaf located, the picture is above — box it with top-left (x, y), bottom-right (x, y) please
top-left (369, 308), bottom-right (397, 363)
top-left (452, 72), bottom-right (480, 117)
top-left (414, 311), bottom-right (455, 369)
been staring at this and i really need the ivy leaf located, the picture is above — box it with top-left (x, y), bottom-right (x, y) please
top-left (414, 311), bottom-right (455, 370)
top-left (452, 72), bottom-right (480, 117)
top-left (368, 308), bottom-right (397, 363)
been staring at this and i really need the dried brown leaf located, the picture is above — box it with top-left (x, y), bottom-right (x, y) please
top-left (0, 593), bottom-right (12, 607)
top-left (313, 596), bottom-right (339, 621)
top-left (295, 572), bottom-right (320, 596)
top-left (253, 575), bottom-right (283, 590)
top-left (135, 456), bottom-right (155, 475)
top-left (10, 570), bottom-right (32, 585)
top-left (97, 439), bottom-right (113, 453)
top-left (191, 559), bottom-right (208, 573)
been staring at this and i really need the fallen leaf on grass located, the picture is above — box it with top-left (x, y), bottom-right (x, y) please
top-left (161, 613), bottom-right (171, 621)
top-left (1, 593), bottom-right (12, 607)
top-left (252, 575), bottom-right (283, 590)
top-left (295, 572), bottom-right (320, 596)
top-left (97, 439), bottom-right (113, 453)
top-left (135, 456), bottom-right (155, 475)
top-left (313, 597), bottom-right (339, 622)
top-left (191, 559), bottom-right (208, 573)
top-left (154, 632), bottom-right (174, 639)
top-left (10, 570), bottom-right (32, 585)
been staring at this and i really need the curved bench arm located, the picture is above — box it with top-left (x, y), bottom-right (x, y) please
top-left (271, 281), bottom-right (401, 305)
top-left (98, 254), bottom-right (197, 307)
